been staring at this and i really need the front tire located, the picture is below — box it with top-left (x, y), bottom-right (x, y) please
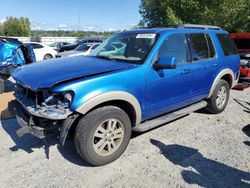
top-left (74, 106), bottom-right (131, 166)
top-left (205, 79), bottom-right (230, 114)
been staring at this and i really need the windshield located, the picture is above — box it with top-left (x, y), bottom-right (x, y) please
top-left (91, 32), bottom-right (158, 64)
top-left (49, 43), bottom-right (57, 47)
top-left (75, 44), bottom-right (92, 52)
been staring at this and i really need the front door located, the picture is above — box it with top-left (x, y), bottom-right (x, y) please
top-left (145, 33), bottom-right (193, 120)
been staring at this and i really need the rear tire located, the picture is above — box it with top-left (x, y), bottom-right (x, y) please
top-left (74, 106), bottom-right (131, 166)
top-left (205, 80), bottom-right (230, 114)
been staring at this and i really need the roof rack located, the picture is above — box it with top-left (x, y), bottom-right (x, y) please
top-left (178, 24), bottom-right (222, 30)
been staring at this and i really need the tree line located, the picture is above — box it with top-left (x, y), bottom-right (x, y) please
top-left (31, 30), bottom-right (115, 38)
top-left (0, 17), bottom-right (31, 36)
top-left (1, 2), bottom-right (249, 38)
top-left (139, 0), bottom-right (250, 32)
top-left (0, 17), bottom-right (115, 38)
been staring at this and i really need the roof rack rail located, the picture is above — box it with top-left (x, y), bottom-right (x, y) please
top-left (178, 24), bottom-right (222, 30)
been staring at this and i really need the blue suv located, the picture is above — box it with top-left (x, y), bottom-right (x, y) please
top-left (12, 24), bottom-right (240, 165)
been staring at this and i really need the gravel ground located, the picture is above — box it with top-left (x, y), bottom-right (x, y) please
top-left (0, 88), bottom-right (249, 188)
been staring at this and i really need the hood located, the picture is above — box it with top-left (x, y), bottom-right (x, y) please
top-left (12, 56), bottom-right (135, 90)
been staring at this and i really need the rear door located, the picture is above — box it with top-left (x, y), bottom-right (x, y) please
top-left (187, 33), bottom-right (218, 103)
top-left (217, 34), bottom-right (240, 75)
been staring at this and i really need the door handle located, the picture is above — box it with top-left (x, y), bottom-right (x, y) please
top-left (181, 69), bottom-right (191, 74)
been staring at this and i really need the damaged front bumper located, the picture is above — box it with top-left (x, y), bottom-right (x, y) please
top-left (14, 91), bottom-right (77, 144)
top-left (15, 102), bottom-right (46, 139)
top-left (14, 92), bottom-right (73, 120)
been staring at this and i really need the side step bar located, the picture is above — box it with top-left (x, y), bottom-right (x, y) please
top-left (132, 101), bottom-right (207, 132)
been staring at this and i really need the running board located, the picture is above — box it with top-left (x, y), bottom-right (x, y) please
top-left (132, 101), bottom-right (207, 132)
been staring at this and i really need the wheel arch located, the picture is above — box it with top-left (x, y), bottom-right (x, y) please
top-left (76, 91), bottom-right (142, 125)
top-left (208, 68), bottom-right (234, 98)
top-left (43, 53), bottom-right (53, 60)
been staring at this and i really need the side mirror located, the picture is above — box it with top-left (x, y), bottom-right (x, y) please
top-left (153, 56), bottom-right (177, 70)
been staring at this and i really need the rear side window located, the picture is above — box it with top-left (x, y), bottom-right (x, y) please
top-left (188, 33), bottom-right (216, 61)
top-left (206, 34), bottom-right (216, 58)
top-left (217, 34), bottom-right (238, 56)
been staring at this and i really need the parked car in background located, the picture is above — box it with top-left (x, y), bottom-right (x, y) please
top-left (26, 42), bottom-right (57, 61)
top-left (230, 33), bottom-right (250, 89)
top-left (58, 38), bottom-right (103, 52)
top-left (12, 24), bottom-right (240, 166)
top-left (49, 42), bottom-right (71, 52)
top-left (55, 43), bottom-right (100, 58)
top-left (0, 37), bottom-right (36, 80)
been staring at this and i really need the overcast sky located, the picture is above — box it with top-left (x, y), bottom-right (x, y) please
top-left (0, 0), bottom-right (141, 31)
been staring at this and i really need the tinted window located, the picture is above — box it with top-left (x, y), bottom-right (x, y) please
top-left (91, 44), bottom-right (99, 50)
top-left (75, 44), bottom-right (91, 52)
top-left (30, 43), bottom-right (43, 49)
top-left (189, 34), bottom-right (209, 60)
top-left (233, 39), bottom-right (250, 50)
top-left (158, 33), bottom-right (188, 66)
top-left (205, 34), bottom-right (216, 58)
top-left (217, 34), bottom-right (238, 56)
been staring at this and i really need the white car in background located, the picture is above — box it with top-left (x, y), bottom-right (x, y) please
top-left (26, 42), bottom-right (57, 61)
top-left (55, 43), bottom-right (100, 58)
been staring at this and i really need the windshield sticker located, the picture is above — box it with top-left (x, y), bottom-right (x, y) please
top-left (136, 34), bottom-right (156, 39)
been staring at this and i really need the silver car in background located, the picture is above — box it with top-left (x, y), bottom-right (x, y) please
top-left (55, 43), bottom-right (100, 58)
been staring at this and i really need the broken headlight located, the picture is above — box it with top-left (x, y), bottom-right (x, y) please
top-left (43, 91), bottom-right (74, 108)
top-left (63, 92), bottom-right (73, 104)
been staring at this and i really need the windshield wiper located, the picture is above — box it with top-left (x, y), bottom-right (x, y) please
top-left (95, 55), bottom-right (116, 61)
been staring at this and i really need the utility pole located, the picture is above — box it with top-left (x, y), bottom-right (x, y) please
top-left (77, 13), bottom-right (81, 31)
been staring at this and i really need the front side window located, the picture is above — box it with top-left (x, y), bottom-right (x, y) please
top-left (158, 33), bottom-right (188, 66)
top-left (91, 33), bottom-right (158, 64)
top-left (217, 34), bottom-right (238, 56)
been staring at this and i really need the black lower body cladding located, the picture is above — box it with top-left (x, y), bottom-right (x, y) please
top-left (14, 99), bottom-right (79, 145)
top-left (14, 101), bottom-right (59, 139)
